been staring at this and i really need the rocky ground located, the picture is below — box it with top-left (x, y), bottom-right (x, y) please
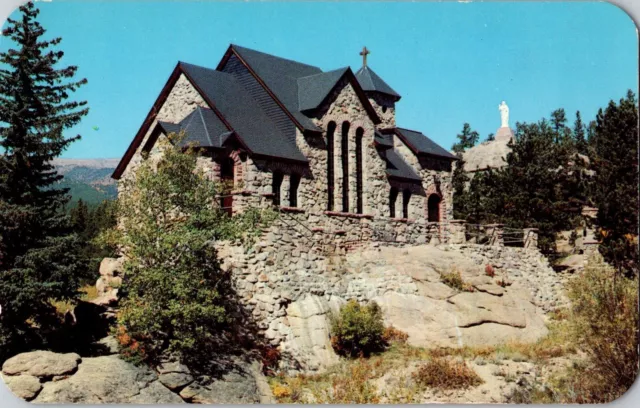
top-left (1, 345), bottom-right (274, 404)
top-left (2, 242), bottom-right (577, 403)
top-left (279, 243), bottom-right (565, 371)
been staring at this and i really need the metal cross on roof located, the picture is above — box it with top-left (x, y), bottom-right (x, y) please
top-left (359, 46), bottom-right (370, 67)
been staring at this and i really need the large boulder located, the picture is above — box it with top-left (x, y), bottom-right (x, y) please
top-left (373, 292), bottom-right (459, 347)
top-left (99, 257), bottom-right (123, 278)
top-left (2, 351), bottom-right (80, 378)
top-left (178, 359), bottom-right (273, 404)
top-left (96, 257), bottom-right (124, 298)
top-left (281, 295), bottom-right (344, 371)
top-left (33, 355), bottom-right (182, 404)
top-left (1, 374), bottom-right (42, 401)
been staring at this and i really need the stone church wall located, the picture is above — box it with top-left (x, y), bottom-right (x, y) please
top-left (118, 74), bottom-right (209, 187)
top-left (306, 80), bottom-right (388, 216)
top-left (393, 134), bottom-right (454, 222)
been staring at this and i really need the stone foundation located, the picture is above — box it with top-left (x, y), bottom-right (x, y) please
top-left (217, 214), bottom-right (564, 371)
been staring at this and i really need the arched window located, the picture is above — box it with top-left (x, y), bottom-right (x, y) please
top-left (326, 122), bottom-right (336, 211)
top-left (428, 194), bottom-right (441, 222)
top-left (389, 187), bottom-right (398, 218)
top-left (290, 174), bottom-right (300, 208)
top-left (402, 189), bottom-right (411, 219)
top-left (272, 172), bottom-right (283, 207)
top-left (341, 121), bottom-right (350, 212)
top-left (220, 157), bottom-right (234, 216)
top-left (355, 127), bottom-right (364, 214)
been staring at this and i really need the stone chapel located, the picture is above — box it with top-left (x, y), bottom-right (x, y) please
top-left (112, 45), bottom-right (458, 244)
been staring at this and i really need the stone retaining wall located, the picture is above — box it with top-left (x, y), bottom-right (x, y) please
top-left (218, 217), bottom-right (564, 370)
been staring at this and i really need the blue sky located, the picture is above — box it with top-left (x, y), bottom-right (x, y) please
top-left (1, 1), bottom-right (637, 159)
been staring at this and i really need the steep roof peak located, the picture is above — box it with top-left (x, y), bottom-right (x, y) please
top-left (355, 65), bottom-right (401, 101)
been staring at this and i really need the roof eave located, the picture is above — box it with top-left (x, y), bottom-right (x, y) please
top-left (112, 62), bottom-right (184, 180)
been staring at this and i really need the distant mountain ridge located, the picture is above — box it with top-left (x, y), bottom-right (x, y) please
top-left (53, 158), bottom-right (119, 205)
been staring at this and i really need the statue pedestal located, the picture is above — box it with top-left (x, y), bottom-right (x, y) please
top-left (495, 126), bottom-right (514, 141)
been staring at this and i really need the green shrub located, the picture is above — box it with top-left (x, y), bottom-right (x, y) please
top-left (562, 253), bottom-right (639, 402)
top-left (105, 134), bottom-right (276, 368)
top-left (330, 300), bottom-right (385, 357)
top-left (440, 268), bottom-right (474, 292)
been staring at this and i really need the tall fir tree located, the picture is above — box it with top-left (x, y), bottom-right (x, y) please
top-left (590, 91), bottom-right (638, 275)
top-left (452, 123), bottom-right (479, 154)
top-left (573, 111), bottom-right (587, 154)
top-left (451, 123), bottom-right (479, 219)
top-left (0, 2), bottom-right (89, 355)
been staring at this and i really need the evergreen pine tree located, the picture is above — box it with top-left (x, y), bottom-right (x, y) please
top-left (451, 123), bottom-right (479, 219)
top-left (452, 123), bottom-right (479, 154)
top-left (573, 111), bottom-right (587, 154)
top-left (0, 2), bottom-right (89, 355)
top-left (590, 91), bottom-right (638, 275)
top-left (70, 199), bottom-right (89, 238)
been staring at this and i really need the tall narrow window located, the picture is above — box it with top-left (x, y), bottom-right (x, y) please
top-left (402, 189), bottom-right (411, 219)
top-left (290, 174), bottom-right (300, 208)
top-left (327, 122), bottom-right (336, 211)
top-left (273, 172), bottom-right (283, 207)
top-left (220, 158), bottom-right (234, 216)
top-left (341, 121), bottom-right (350, 212)
top-left (355, 127), bottom-right (364, 214)
top-left (389, 187), bottom-right (398, 218)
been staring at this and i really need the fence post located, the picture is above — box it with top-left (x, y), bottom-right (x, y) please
top-left (523, 228), bottom-right (539, 249)
top-left (485, 223), bottom-right (504, 246)
top-left (448, 220), bottom-right (467, 244)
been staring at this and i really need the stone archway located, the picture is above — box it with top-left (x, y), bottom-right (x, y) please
top-left (427, 194), bottom-right (441, 222)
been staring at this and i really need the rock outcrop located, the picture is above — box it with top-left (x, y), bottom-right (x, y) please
top-left (1, 348), bottom-right (273, 404)
top-left (94, 257), bottom-right (124, 306)
top-left (260, 244), bottom-right (561, 369)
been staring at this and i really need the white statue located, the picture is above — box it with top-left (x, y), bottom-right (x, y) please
top-left (499, 101), bottom-right (509, 128)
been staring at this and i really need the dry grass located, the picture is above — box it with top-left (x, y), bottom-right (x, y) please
top-left (269, 343), bottom-right (423, 403)
top-left (80, 284), bottom-right (99, 301)
top-left (50, 285), bottom-right (100, 315)
top-left (425, 312), bottom-right (575, 365)
top-left (440, 268), bottom-right (474, 292)
top-left (413, 357), bottom-right (483, 390)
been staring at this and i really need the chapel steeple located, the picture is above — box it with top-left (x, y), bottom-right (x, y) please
top-left (354, 47), bottom-right (400, 128)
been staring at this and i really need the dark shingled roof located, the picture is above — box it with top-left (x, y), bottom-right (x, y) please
top-left (179, 62), bottom-right (307, 162)
top-left (384, 149), bottom-right (421, 181)
top-left (158, 107), bottom-right (229, 148)
top-left (395, 127), bottom-right (457, 160)
top-left (374, 130), bottom-right (394, 148)
top-left (355, 66), bottom-right (401, 100)
top-left (231, 45), bottom-right (322, 133)
top-left (297, 68), bottom-right (349, 112)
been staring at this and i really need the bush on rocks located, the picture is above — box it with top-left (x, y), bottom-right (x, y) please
top-left (101, 134), bottom-right (276, 369)
top-left (562, 254), bottom-right (639, 402)
top-left (413, 357), bottom-right (483, 390)
top-left (382, 326), bottom-right (409, 345)
top-left (330, 300), bottom-right (385, 357)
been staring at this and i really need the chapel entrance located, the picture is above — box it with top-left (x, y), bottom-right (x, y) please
top-left (220, 158), bottom-right (234, 216)
top-left (427, 194), bottom-right (441, 222)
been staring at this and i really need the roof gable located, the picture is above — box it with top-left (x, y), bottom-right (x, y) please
top-left (297, 67), bottom-right (349, 112)
top-left (179, 62), bottom-right (307, 162)
top-left (217, 44), bottom-right (323, 133)
top-left (297, 68), bottom-right (381, 124)
top-left (355, 66), bottom-right (401, 100)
